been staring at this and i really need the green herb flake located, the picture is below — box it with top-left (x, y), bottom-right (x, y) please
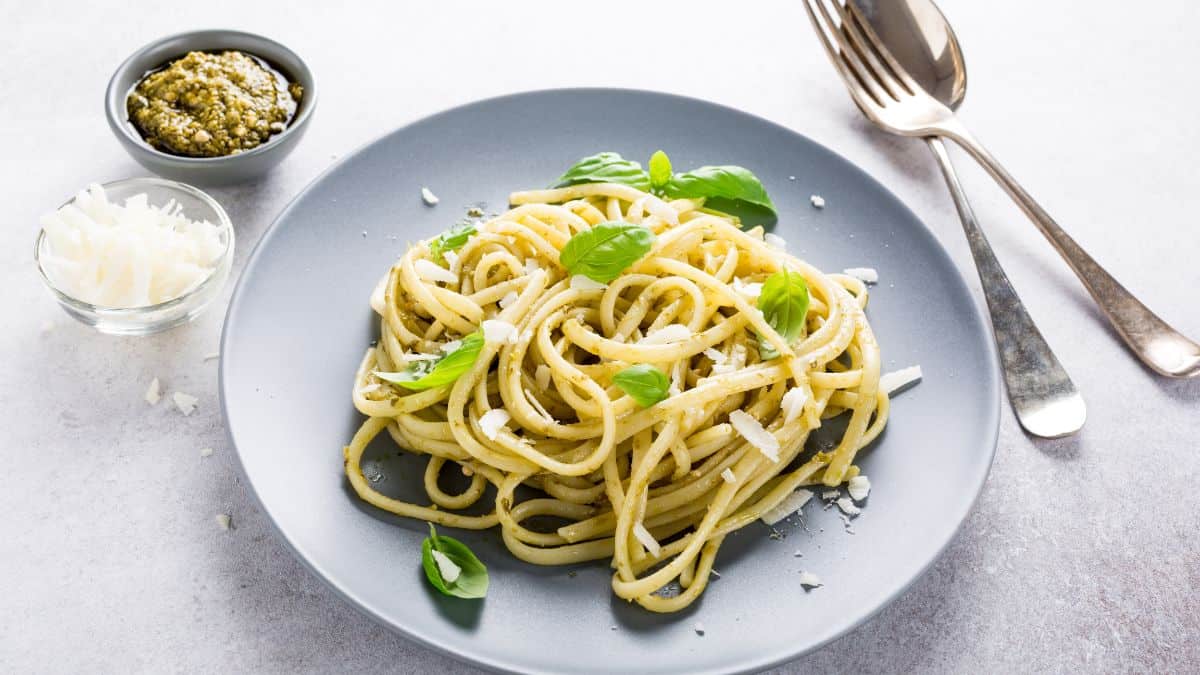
top-left (429, 220), bottom-right (478, 265)
top-left (553, 152), bottom-right (651, 191)
top-left (421, 523), bottom-right (489, 599)
top-left (376, 331), bottom-right (485, 391)
top-left (757, 269), bottom-right (810, 360)
top-left (613, 364), bottom-right (671, 408)
top-left (559, 221), bottom-right (655, 283)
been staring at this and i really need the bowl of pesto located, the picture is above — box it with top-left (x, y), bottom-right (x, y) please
top-left (105, 30), bottom-right (316, 185)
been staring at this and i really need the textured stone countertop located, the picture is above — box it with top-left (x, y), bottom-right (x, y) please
top-left (3, 1), bottom-right (1197, 672)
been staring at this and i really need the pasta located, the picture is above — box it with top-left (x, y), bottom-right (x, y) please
top-left (344, 180), bottom-right (888, 612)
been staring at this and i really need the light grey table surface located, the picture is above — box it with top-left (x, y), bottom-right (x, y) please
top-left (3, 1), bottom-right (1198, 673)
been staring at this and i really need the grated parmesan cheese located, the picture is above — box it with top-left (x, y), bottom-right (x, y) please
top-left (810, 195), bottom-right (826, 208)
top-left (732, 277), bottom-right (763, 299)
top-left (534, 364), bottom-right (552, 390)
top-left (440, 340), bottom-right (462, 354)
top-left (721, 468), bottom-right (737, 484)
top-left (498, 290), bottom-right (519, 309)
top-left (729, 410), bottom-right (779, 462)
top-left (430, 549), bottom-right (461, 582)
top-left (703, 347), bottom-right (727, 364)
top-left (420, 187), bottom-right (439, 205)
top-left (843, 267), bottom-right (879, 284)
top-left (836, 497), bottom-right (861, 517)
top-left (570, 275), bottom-right (607, 291)
top-left (848, 475), bottom-right (872, 502)
top-left (799, 571), bottom-right (822, 587)
top-left (879, 365), bottom-right (923, 394)
top-left (482, 319), bottom-right (517, 345)
top-left (640, 324), bottom-right (691, 345)
top-left (173, 391), bottom-right (198, 416)
top-left (632, 522), bottom-right (662, 557)
top-left (478, 409), bottom-right (511, 440)
top-left (144, 377), bottom-right (161, 405)
top-left (414, 258), bottom-right (457, 284)
top-left (781, 387), bottom-right (808, 424)
top-left (761, 489), bottom-right (815, 526)
top-left (821, 490), bottom-right (840, 501)
top-left (764, 233), bottom-right (788, 249)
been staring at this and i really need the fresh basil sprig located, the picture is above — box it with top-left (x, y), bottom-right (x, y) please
top-left (376, 331), bottom-right (484, 390)
top-left (757, 269), bottom-right (810, 360)
top-left (613, 364), bottom-right (670, 407)
top-left (648, 150), bottom-right (672, 191)
top-left (664, 163), bottom-right (777, 227)
top-left (429, 220), bottom-right (477, 265)
top-left (559, 221), bottom-right (655, 283)
top-left (421, 523), bottom-right (489, 599)
top-left (553, 152), bottom-right (651, 191)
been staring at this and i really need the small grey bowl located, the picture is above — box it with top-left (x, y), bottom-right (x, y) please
top-left (105, 29), bottom-right (316, 185)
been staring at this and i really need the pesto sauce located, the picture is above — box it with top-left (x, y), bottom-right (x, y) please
top-left (127, 50), bottom-right (302, 158)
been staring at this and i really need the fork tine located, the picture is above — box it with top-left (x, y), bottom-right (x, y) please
top-left (835, 1), bottom-right (912, 99)
top-left (843, 1), bottom-right (922, 96)
top-left (803, 0), bottom-right (885, 110)
top-left (810, 0), bottom-right (893, 105)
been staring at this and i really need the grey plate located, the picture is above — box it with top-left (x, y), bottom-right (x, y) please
top-left (220, 88), bottom-right (1000, 675)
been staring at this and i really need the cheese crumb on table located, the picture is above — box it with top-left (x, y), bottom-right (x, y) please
top-left (172, 391), bottom-right (198, 415)
top-left (420, 187), bottom-right (439, 205)
top-left (848, 475), bottom-right (872, 501)
top-left (836, 497), bottom-right (861, 517)
top-left (693, 621), bottom-right (705, 635)
top-left (843, 267), bottom-right (879, 284)
top-left (215, 514), bottom-right (231, 530)
top-left (810, 195), bottom-right (826, 208)
top-left (144, 377), bottom-right (161, 405)
top-left (799, 571), bottom-right (822, 588)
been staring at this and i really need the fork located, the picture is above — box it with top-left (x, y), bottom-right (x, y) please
top-left (804, 0), bottom-right (1200, 380)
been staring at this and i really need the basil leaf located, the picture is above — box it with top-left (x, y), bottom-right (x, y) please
top-left (613, 364), bottom-right (670, 407)
top-left (648, 150), bottom-right (672, 191)
top-left (429, 220), bottom-right (477, 265)
top-left (553, 152), bottom-right (651, 190)
top-left (664, 165), bottom-right (777, 227)
top-left (757, 269), bottom-right (810, 360)
top-left (421, 523), bottom-right (489, 599)
top-left (376, 331), bottom-right (485, 390)
top-left (559, 221), bottom-right (655, 283)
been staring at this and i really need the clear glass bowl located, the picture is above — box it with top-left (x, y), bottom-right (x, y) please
top-left (34, 177), bottom-right (234, 336)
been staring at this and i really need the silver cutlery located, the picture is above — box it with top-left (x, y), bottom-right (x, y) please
top-left (805, 0), bottom-right (1200, 381)
top-left (805, 0), bottom-right (1085, 437)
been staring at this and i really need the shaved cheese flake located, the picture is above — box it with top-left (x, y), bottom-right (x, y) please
top-left (442, 249), bottom-right (460, 270)
top-left (880, 365), bottom-right (923, 394)
top-left (836, 497), bottom-right (861, 517)
top-left (781, 387), bottom-right (808, 425)
top-left (640, 324), bottom-right (691, 345)
top-left (144, 377), bottom-right (161, 405)
top-left (570, 275), bottom-right (607, 291)
top-left (761, 489), bottom-right (815, 525)
top-left (420, 187), bottom-right (439, 205)
top-left (810, 195), bottom-right (826, 208)
top-left (729, 410), bottom-right (779, 462)
top-left (414, 258), bottom-right (458, 284)
top-left (799, 571), bottom-right (822, 588)
top-left (479, 408), bottom-right (511, 440)
top-left (764, 233), bottom-right (787, 249)
top-left (632, 522), bottom-right (662, 557)
top-left (844, 267), bottom-right (879, 284)
top-left (482, 319), bottom-right (518, 345)
top-left (430, 549), bottom-right (462, 583)
top-left (694, 622), bottom-right (705, 636)
top-left (534, 364), bottom-right (552, 390)
top-left (821, 490), bottom-right (840, 500)
top-left (732, 278), bottom-right (763, 299)
top-left (721, 468), bottom-right (737, 484)
top-left (173, 391), bottom-right (198, 416)
top-left (498, 290), bottom-right (519, 309)
top-left (848, 475), bottom-right (872, 502)
top-left (439, 340), bottom-right (462, 354)
top-left (703, 348), bottom-right (727, 364)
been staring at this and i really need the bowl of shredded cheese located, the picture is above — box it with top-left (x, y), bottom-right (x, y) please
top-left (34, 177), bottom-right (234, 335)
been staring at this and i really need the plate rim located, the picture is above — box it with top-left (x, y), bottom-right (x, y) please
top-left (219, 86), bottom-right (1001, 675)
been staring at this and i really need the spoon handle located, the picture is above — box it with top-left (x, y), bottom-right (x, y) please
top-left (925, 137), bottom-right (1085, 438)
top-left (940, 124), bottom-right (1200, 378)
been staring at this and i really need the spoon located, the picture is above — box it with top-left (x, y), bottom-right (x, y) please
top-left (823, 0), bottom-right (1086, 437)
top-left (828, 0), bottom-right (1200, 379)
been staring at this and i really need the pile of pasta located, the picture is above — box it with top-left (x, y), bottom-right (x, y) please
top-left (345, 182), bottom-right (887, 612)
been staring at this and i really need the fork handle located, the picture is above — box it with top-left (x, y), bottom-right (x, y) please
top-left (940, 124), bottom-right (1200, 378)
top-left (925, 137), bottom-right (1084, 437)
